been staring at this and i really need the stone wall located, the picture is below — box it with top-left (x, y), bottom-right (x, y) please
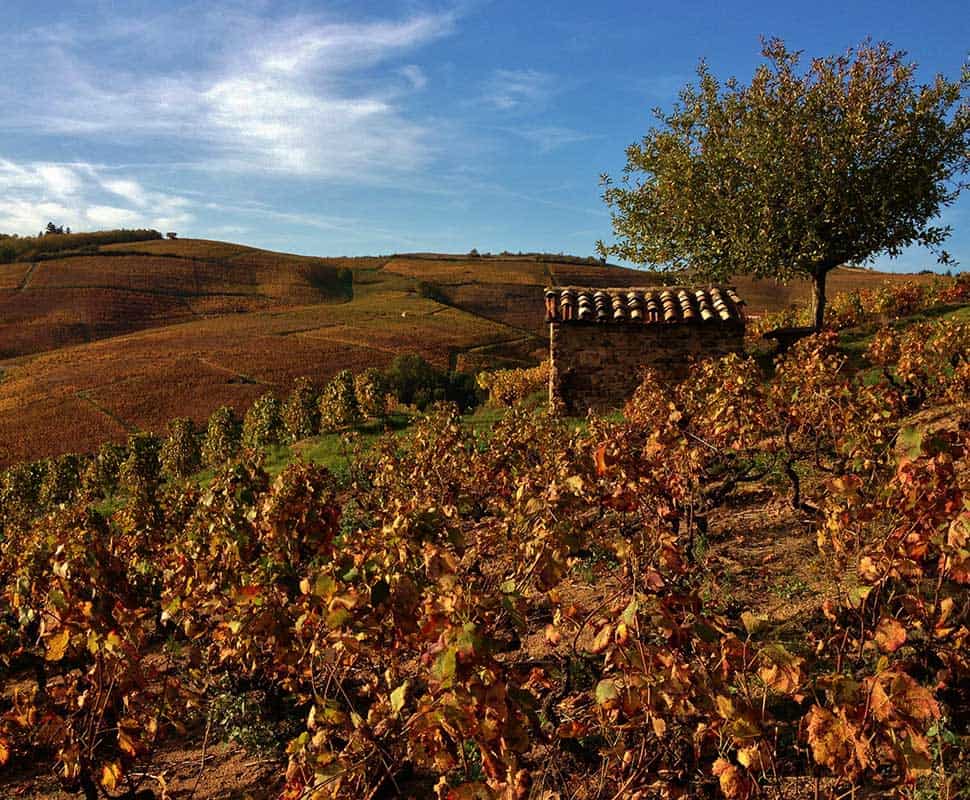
top-left (549, 321), bottom-right (745, 414)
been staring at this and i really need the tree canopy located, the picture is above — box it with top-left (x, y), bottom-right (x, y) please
top-left (597, 39), bottom-right (970, 328)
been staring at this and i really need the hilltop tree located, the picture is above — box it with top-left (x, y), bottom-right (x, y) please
top-left (598, 39), bottom-right (970, 329)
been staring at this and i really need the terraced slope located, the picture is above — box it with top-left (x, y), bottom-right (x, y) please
top-left (380, 254), bottom-right (658, 333)
top-left (378, 255), bottom-right (943, 332)
top-left (0, 238), bottom-right (947, 467)
top-left (0, 278), bottom-right (530, 466)
top-left (727, 267), bottom-right (944, 316)
top-left (0, 239), bottom-right (370, 359)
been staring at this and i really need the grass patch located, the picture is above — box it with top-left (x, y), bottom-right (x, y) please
top-left (462, 404), bottom-right (508, 437)
top-left (839, 302), bottom-right (970, 362)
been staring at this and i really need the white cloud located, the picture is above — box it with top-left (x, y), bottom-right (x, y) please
top-left (482, 69), bottom-right (556, 111)
top-left (0, 160), bottom-right (194, 235)
top-left (35, 164), bottom-right (85, 198)
top-left (102, 179), bottom-right (149, 207)
top-left (85, 205), bottom-right (145, 228)
top-left (400, 64), bottom-right (429, 90)
top-left (0, 9), bottom-right (456, 181)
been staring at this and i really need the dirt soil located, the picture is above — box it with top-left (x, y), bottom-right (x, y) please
top-left (0, 736), bottom-right (282, 800)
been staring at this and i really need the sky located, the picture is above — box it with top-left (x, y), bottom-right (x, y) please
top-left (0, 0), bottom-right (967, 272)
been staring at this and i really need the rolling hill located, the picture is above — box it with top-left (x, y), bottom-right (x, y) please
top-left (0, 236), bottom-right (947, 467)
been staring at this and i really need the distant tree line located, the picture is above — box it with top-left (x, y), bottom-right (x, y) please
top-left (41, 221), bottom-right (70, 236)
top-left (303, 263), bottom-right (354, 299)
top-left (391, 251), bottom-right (610, 266)
top-left (0, 228), bottom-right (162, 264)
top-left (0, 353), bottom-right (485, 520)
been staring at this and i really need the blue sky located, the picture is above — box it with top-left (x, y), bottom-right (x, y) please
top-left (1, 0), bottom-right (967, 272)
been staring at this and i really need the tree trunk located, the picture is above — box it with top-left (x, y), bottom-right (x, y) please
top-left (811, 269), bottom-right (827, 331)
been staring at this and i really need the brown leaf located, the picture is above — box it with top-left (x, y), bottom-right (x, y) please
top-left (741, 611), bottom-right (769, 636)
top-left (544, 624), bottom-right (561, 646)
top-left (594, 444), bottom-right (609, 476)
top-left (101, 761), bottom-right (123, 791)
top-left (805, 705), bottom-right (868, 780)
top-left (712, 758), bottom-right (752, 800)
top-left (44, 629), bottom-right (70, 662)
top-left (870, 671), bottom-right (941, 725)
top-left (589, 624), bottom-right (613, 654)
top-left (873, 617), bottom-right (907, 653)
top-left (758, 644), bottom-right (804, 695)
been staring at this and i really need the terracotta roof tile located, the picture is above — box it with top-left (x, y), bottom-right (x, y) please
top-left (545, 286), bottom-right (745, 325)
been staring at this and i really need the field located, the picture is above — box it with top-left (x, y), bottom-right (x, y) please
top-left (0, 237), bottom-right (953, 467)
top-left (0, 285), bottom-right (520, 466)
top-left (1, 295), bottom-right (968, 799)
top-left (0, 236), bottom-right (968, 799)
top-left (0, 241), bottom-right (371, 360)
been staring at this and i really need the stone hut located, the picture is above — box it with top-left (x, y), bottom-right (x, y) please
top-left (545, 286), bottom-right (746, 414)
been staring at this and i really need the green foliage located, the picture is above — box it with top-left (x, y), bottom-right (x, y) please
top-left (202, 405), bottom-right (241, 467)
top-left (599, 38), bottom-right (970, 328)
top-left (119, 432), bottom-right (162, 501)
top-left (242, 394), bottom-right (284, 449)
top-left (0, 461), bottom-right (44, 530)
top-left (318, 370), bottom-right (361, 431)
top-left (80, 442), bottom-right (126, 499)
top-left (37, 453), bottom-right (83, 508)
top-left (209, 677), bottom-right (298, 752)
top-left (303, 263), bottom-right (353, 298)
top-left (282, 377), bottom-right (320, 442)
top-left (384, 354), bottom-right (482, 412)
top-left (4, 313), bottom-right (970, 798)
top-left (444, 370), bottom-right (482, 412)
top-left (0, 228), bottom-right (162, 263)
top-left (160, 417), bottom-right (202, 480)
top-left (415, 280), bottom-right (447, 303)
top-left (353, 368), bottom-right (390, 420)
top-left (384, 354), bottom-right (437, 408)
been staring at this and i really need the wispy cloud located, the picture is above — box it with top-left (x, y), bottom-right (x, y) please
top-left (481, 69), bottom-right (556, 111)
top-left (399, 64), bottom-right (429, 90)
top-left (0, 159), bottom-right (193, 235)
top-left (513, 126), bottom-right (594, 153)
top-left (1, 8), bottom-right (457, 181)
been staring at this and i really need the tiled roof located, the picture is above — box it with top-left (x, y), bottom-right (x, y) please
top-left (544, 286), bottom-right (745, 325)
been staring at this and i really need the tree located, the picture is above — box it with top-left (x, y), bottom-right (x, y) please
top-left (202, 406), bottom-right (241, 466)
top-left (160, 417), bottom-right (202, 479)
top-left (242, 393), bottom-right (284, 449)
top-left (282, 377), bottom-right (320, 441)
top-left (318, 370), bottom-right (360, 430)
top-left (119, 432), bottom-right (162, 502)
top-left (354, 368), bottom-right (390, 420)
top-left (598, 39), bottom-right (970, 329)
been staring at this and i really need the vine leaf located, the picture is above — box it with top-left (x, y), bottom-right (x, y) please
top-left (873, 617), bottom-right (906, 653)
top-left (44, 629), bottom-right (70, 662)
